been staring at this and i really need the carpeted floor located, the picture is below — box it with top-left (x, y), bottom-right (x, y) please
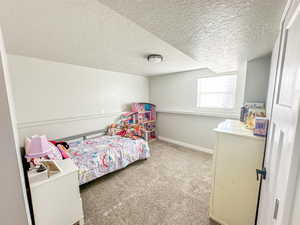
top-left (80, 140), bottom-right (219, 225)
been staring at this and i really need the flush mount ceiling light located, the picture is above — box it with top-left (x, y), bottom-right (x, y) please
top-left (147, 54), bottom-right (163, 63)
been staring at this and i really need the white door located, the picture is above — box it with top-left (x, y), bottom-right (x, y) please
top-left (258, 1), bottom-right (300, 225)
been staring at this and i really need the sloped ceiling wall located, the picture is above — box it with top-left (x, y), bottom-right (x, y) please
top-left (0, 0), bottom-right (202, 76)
top-left (0, 0), bottom-right (286, 75)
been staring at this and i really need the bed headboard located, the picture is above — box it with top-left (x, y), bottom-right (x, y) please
top-left (54, 129), bottom-right (106, 142)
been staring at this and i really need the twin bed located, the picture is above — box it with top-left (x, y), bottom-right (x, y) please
top-left (65, 135), bottom-right (150, 185)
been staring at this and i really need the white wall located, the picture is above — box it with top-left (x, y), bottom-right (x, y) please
top-left (150, 68), bottom-right (246, 115)
top-left (244, 54), bottom-right (271, 103)
top-left (157, 113), bottom-right (224, 150)
top-left (150, 66), bottom-right (247, 151)
top-left (150, 55), bottom-right (272, 151)
top-left (8, 55), bottom-right (149, 144)
top-left (0, 32), bottom-right (31, 225)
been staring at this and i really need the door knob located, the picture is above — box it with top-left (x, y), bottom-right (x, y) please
top-left (256, 168), bottom-right (267, 180)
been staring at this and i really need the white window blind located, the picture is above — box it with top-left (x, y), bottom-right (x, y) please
top-left (197, 75), bottom-right (237, 109)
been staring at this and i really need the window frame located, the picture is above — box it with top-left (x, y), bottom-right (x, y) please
top-left (197, 74), bottom-right (237, 110)
top-left (195, 72), bottom-right (244, 117)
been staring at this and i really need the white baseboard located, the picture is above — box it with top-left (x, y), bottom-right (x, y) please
top-left (158, 136), bottom-right (213, 154)
top-left (209, 214), bottom-right (228, 225)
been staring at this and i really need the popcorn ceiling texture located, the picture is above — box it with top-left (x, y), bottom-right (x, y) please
top-left (99, 0), bottom-right (287, 72)
top-left (0, 0), bottom-right (286, 75)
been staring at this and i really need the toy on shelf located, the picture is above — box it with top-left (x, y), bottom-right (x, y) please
top-left (239, 102), bottom-right (269, 136)
top-left (254, 117), bottom-right (269, 137)
top-left (106, 103), bottom-right (156, 142)
top-left (120, 112), bottom-right (138, 126)
top-left (131, 103), bottom-right (156, 142)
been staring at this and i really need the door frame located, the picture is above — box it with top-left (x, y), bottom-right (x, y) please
top-left (0, 27), bottom-right (32, 225)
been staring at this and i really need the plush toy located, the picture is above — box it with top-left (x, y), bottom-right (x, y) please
top-left (111, 123), bottom-right (117, 128)
top-left (106, 123), bottom-right (122, 136)
top-left (124, 124), bottom-right (143, 139)
top-left (49, 141), bottom-right (70, 159)
top-left (106, 122), bottom-right (143, 140)
top-left (133, 124), bottom-right (142, 137)
top-left (49, 141), bottom-right (70, 150)
top-left (56, 144), bottom-right (70, 159)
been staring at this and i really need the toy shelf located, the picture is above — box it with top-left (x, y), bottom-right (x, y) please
top-left (132, 103), bottom-right (156, 142)
top-left (120, 103), bottom-right (156, 142)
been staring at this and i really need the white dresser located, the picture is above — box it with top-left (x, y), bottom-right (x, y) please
top-left (29, 159), bottom-right (84, 225)
top-left (210, 120), bottom-right (265, 225)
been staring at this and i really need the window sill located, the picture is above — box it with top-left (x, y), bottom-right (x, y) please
top-left (157, 109), bottom-right (240, 119)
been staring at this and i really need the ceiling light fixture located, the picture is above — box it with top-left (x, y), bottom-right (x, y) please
top-left (147, 54), bottom-right (163, 63)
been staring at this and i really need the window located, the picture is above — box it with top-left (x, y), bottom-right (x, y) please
top-left (197, 75), bottom-right (237, 109)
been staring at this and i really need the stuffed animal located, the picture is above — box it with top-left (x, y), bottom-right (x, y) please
top-left (106, 123), bottom-right (143, 140)
top-left (49, 141), bottom-right (70, 159)
top-left (106, 123), bottom-right (122, 136)
top-left (49, 141), bottom-right (70, 150)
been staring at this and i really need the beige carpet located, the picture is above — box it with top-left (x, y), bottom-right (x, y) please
top-left (80, 140), bottom-right (219, 225)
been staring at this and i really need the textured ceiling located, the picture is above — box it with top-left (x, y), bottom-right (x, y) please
top-left (0, 0), bottom-right (286, 75)
top-left (0, 0), bottom-right (202, 76)
top-left (99, 0), bottom-right (287, 72)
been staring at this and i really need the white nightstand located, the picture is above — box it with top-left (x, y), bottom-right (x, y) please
top-left (28, 159), bottom-right (84, 225)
